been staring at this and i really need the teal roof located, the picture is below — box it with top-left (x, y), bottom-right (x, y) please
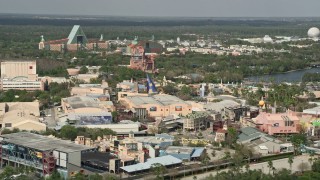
top-left (238, 127), bottom-right (264, 143)
top-left (67, 25), bottom-right (88, 45)
top-left (191, 148), bottom-right (205, 158)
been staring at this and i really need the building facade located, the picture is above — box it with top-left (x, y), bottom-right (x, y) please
top-left (120, 94), bottom-right (192, 118)
top-left (254, 112), bottom-right (300, 135)
top-left (0, 61), bottom-right (43, 91)
top-left (0, 132), bottom-right (95, 178)
top-left (183, 112), bottom-right (210, 131)
top-left (0, 102), bottom-right (46, 131)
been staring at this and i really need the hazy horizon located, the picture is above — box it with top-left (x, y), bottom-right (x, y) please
top-left (0, 0), bottom-right (319, 18)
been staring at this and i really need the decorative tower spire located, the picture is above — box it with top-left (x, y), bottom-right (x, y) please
top-left (41, 35), bottom-right (45, 42)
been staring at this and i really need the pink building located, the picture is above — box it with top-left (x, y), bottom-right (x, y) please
top-left (254, 111), bottom-right (300, 135)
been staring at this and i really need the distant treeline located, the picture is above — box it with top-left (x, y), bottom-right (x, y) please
top-left (0, 14), bottom-right (320, 29)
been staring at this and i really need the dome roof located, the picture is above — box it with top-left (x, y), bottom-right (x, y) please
top-left (263, 35), bottom-right (273, 43)
top-left (259, 100), bottom-right (265, 107)
top-left (308, 27), bottom-right (320, 38)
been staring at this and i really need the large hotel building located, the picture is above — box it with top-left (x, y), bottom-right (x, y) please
top-left (0, 60), bottom-right (44, 91)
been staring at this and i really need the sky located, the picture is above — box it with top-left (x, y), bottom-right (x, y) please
top-left (0, 0), bottom-right (319, 17)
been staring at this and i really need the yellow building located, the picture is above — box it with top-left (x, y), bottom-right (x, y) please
top-left (0, 102), bottom-right (46, 131)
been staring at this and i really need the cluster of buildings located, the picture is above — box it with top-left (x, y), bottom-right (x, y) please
top-left (3, 72), bottom-right (320, 178)
top-left (2, 27), bottom-right (320, 178)
top-left (39, 25), bottom-right (108, 52)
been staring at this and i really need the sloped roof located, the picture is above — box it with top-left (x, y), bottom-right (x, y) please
top-left (120, 155), bottom-right (181, 173)
top-left (191, 148), bottom-right (205, 158)
top-left (238, 127), bottom-right (264, 143)
top-left (67, 25), bottom-right (88, 45)
top-left (1, 132), bottom-right (94, 153)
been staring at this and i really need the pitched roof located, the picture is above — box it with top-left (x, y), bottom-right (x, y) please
top-left (1, 132), bottom-right (94, 153)
top-left (67, 25), bottom-right (88, 45)
top-left (238, 127), bottom-right (275, 143)
top-left (120, 155), bottom-right (181, 173)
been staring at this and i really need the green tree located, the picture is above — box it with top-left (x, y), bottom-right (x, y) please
top-left (60, 125), bottom-right (78, 140)
top-left (46, 170), bottom-right (63, 180)
top-left (225, 127), bottom-right (237, 148)
top-left (0, 166), bottom-right (16, 179)
top-left (151, 163), bottom-right (167, 180)
top-left (88, 173), bottom-right (104, 180)
top-left (312, 158), bottom-right (320, 173)
top-left (267, 160), bottom-right (273, 174)
top-left (288, 156), bottom-right (294, 172)
top-left (79, 66), bottom-right (89, 74)
top-left (290, 134), bottom-right (307, 155)
top-left (111, 111), bottom-right (118, 122)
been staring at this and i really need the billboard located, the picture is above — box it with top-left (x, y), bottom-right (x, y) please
top-left (175, 106), bottom-right (182, 111)
top-left (78, 115), bottom-right (112, 125)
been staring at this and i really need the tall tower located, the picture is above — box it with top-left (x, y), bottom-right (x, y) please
top-left (200, 83), bottom-right (206, 97)
top-left (39, 35), bottom-right (45, 50)
top-left (99, 34), bottom-right (104, 41)
top-left (177, 37), bottom-right (180, 44)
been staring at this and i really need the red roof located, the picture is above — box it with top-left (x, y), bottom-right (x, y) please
top-left (216, 128), bottom-right (227, 133)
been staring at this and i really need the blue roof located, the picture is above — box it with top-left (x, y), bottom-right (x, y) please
top-left (120, 155), bottom-right (182, 173)
top-left (191, 148), bottom-right (205, 158)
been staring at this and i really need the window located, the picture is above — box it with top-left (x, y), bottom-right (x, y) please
top-left (29, 66), bottom-right (33, 69)
top-left (5, 123), bottom-right (12, 128)
top-left (150, 107), bottom-right (157, 112)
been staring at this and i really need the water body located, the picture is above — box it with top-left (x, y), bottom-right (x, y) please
top-left (247, 67), bottom-right (320, 83)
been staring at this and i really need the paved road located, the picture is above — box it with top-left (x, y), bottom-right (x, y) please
top-left (43, 107), bottom-right (58, 128)
top-left (182, 154), bottom-right (312, 180)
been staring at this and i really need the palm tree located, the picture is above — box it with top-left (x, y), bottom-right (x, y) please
top-left (309, 157), bottom-right (314, 166)
top-left (267, 160), bottom-right (273, 175)
top-left (201, 157), bottom-right (210, 172)
top-left (288, 156), bottom-right (294, 172)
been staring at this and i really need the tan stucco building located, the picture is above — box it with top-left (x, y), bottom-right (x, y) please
top-left (0, 102), bottom-right (46, 131)
top-left (1, 61), bottom-right (37, 80)
top-left (0, 61), bottom-right (43, 91)
top-left (120, 94), bottom-right (192, 118)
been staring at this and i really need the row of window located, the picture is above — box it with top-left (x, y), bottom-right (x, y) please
top-left (3, 83), bottom-right (41, 85)
top-left (279, 130), bottom-right (293, 133)
top-left (3, 86), bottom-right (41, 89)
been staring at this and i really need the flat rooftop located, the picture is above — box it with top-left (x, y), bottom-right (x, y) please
top-left (165, 146), bottom-right (194, 154)
top-left (63, 96), bottom-right (100, 109)
top-left (1, 132), bottom-right (94, 153)
top-left (127, 94), bottom-right (190, 106)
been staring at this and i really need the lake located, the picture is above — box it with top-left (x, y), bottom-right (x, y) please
top-left (247, 67), bottom-right (320, 83)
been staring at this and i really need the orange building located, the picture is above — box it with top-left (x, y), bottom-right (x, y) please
top-left (128, 38), bottom-right (161, 73)
top-left (39, 25), bottom-right (108, 52)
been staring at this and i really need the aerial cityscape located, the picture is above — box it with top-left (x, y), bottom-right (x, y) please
top-left (1, 0), bottom-right (320, 180)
